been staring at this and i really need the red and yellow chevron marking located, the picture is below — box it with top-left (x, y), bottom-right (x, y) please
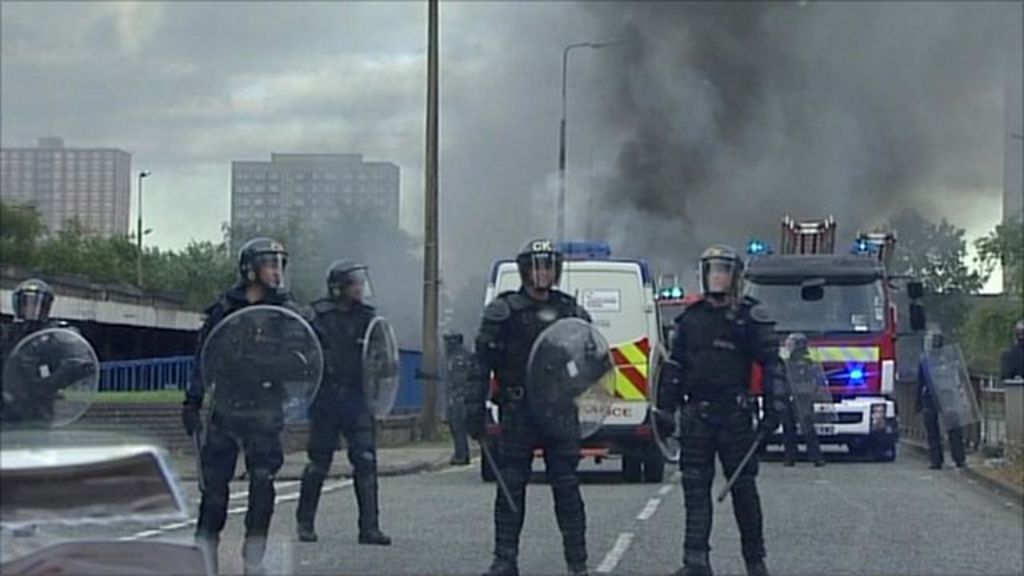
top-left (610, 338), bottom-right (650, 400)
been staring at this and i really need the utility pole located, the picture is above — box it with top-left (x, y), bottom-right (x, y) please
top-left (136, 170), bottom-right (151, 287)
top-left (419, 0), bottom-right (440, 439)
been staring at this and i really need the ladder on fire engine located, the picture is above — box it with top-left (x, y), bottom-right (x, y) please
top-left (779, 215), bottom-right (837, 255)
top-left (853, 230), bottom-right (897, 271)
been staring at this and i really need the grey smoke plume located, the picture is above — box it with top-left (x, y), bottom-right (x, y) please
top-left (580, 1), bottom-right (1019, 283)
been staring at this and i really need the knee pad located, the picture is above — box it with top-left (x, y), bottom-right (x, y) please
top-left (250, 467), bottom-right (275, 492)
top-left (681, 466), bottom-right (713, 490)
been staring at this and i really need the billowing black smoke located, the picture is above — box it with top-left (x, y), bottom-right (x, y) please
top-left (580, 1), bottom-right (1017, 284)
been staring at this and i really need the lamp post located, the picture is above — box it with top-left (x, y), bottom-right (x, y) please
top-left (557, 38), bottom-right (627, 241)
top-left (136, 170), bottom-right (151, 287)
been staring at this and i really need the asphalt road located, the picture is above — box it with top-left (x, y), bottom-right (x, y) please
top-left (7, 449), bottom-right (1023, 576)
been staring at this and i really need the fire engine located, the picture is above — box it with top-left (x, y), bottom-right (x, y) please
top-left (744, 216), bottom-right (926, 461)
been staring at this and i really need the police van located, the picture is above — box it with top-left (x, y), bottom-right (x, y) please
top-left (482, 241), bottom-right (665, 482)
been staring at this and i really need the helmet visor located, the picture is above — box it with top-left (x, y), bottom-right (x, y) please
top-left (520, 252), bottom-right (561, 290)
top-left (254, 253), bottom-right (288, 291)
top-left (15, 292), bottom-right (47, 322)
top-left (344, 268), bottom-right (374, 301)
top-left (701, 259), bottom-right (738, 295)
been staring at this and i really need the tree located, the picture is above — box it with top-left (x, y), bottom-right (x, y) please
top-left (887, 209), bottom-right (986, 338)
top-left (0, 200), bottom-right (45, 267)
top-left (976, 217), bottom-right (1024, 296)
top-left (962, 298), bottom-right (1020, 374)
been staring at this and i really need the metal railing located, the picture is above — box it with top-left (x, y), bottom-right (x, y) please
top-left (99, 356), bottom-right (194, 392)
top-left (98, 352), bottom-right (428, 415)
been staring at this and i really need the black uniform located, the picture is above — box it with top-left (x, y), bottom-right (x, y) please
top-left (0, 320), bottom-right (87, 426)
top-left (916, 359), bottom-right (966, 468)
top-left (474, 289), bottom-right (591, 574)
top-left (445, 340), bottom-right (474, 464)
top-left (658, 296), bottom-right (779, 570)
top-left (187, 284), bottom-right (308, 569)
top-left (296, 298), bottom-right (387, 542)
top-left (779, 353), bottom-right (824, 466)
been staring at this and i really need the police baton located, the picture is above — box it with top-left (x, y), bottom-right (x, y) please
top-left (479, 440), bottom-right (517, 514)
top-left (192, 425), bottom-right (205, 494)
top-left (716, 428), bottom-right (767, 503)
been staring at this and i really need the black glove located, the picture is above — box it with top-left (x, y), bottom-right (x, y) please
top-left (652, 407), bottom-right (677, 439)
top-left (758, 409), bottom-right (780, 435)
top-left (182, 401), bottom-right (202, 436)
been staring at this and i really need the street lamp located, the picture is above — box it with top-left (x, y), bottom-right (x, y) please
top-left (136, 170), bottom-right (151, 287)
top-left (557, 38), bottom-right (628, 242)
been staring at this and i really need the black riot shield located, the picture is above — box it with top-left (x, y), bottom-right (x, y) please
top-left (924, 343), bottom-right (980, 431)
top-left (200, 305), bottom-right (323, 426)
top-left (1, 328), bottom-right (99, 428)
top-left (526, 318), bottom-right (616, 440)
top-left (783, 356), bottom-right (837, 434)
top-left (650, 356), bottom-right (682, 463)
top-left (362, 316), bottom-right (400, 419)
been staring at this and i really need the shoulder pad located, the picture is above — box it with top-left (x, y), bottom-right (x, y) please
top-left (483, 298), bottom-right (512, 322)
top-left (359, 302), bottom-right (377, 315)
top-left (742, 295), bottom-right (761, 307)
top-left (502, 291), bottom-right (533, 312)
top-left (285, 301), bottom-right (315, 321)
top-left (748, 303), bottom-right (773, 324)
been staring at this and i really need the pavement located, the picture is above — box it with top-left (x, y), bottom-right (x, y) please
top-left (900, 437), bottom-right (1024, 505)
top-left (168, 442), bottom-right (461, 482)
top-left (16, 442), bottom-right (1023, 576)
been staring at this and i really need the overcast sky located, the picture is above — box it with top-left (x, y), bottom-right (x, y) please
top-left (2, 1), bottom-right (1021, 293)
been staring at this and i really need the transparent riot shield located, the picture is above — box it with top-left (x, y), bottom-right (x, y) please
top-left (526, 318), bottom-right (616, 440)
top-left (649, 356), bottom-right (682, 463)
top-left (924, 343), bottom-right (980, 431)
top-left (362, 316), bottom-right (400, 419)
top-left (1, 328), bottom-right (99, 428)
top-left (200, 305), bottom-right (323, 425)
top-left (783, 356), bottom-right (837, 436)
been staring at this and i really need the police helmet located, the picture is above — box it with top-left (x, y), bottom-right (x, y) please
top-left (13, 278), bottom-right (55, 323)
top-left (699, 244), bottom-right (743, 298)
top-left (326, 259), bottom-right (372, 301)
top-left (238, 237), bottom-right (288, 290)
top-left (516, 238), bottom-right (563, 290)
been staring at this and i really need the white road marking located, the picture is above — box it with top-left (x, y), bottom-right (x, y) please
top-left (636, 498), bottom-right (661, 521)
top-left (228, 480), bottom-right (301, 501)
top-left (658, 484), bottom-right (674, 496)
top-left (436, 459), bottom-right (481, 475)
top-left (596, 532), bottom-right (634, 573)
top-left (122, 479), bottom-right (355, 541)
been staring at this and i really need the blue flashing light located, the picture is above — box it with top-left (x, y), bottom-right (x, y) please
top-left (747, 239), bottom-right (771, 255)
top-left (849, 367), bottom-right (865, 382)
top-left (557, 241), bottom-right (612, 260)
top-left (851, 238), bottom-right (878, 255)
top-left (671, 287), bottom-right (683, 299)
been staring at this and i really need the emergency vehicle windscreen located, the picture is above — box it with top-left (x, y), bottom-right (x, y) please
top-left (745, 279), bottom-right (886, 334)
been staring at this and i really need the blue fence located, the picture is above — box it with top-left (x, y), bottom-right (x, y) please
top-left (99, 356), bottom-right (195, 392)
top-left (99, 352), bottom-right (427, 414)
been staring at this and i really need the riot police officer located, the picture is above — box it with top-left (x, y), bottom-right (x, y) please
top-left (468, 239), bottom-right (592, 576)
top-left (779, 333), bottom-right (825, 467)
top-left (657, 245), bottom-right (780, 576)
top-left (445, 332), bottom-right (473, 465)
top-left (1, 279), bottom-right (89, 426)
top-left (182, 237), bottom-right (304, 575)
top-left (1, 279), bottom-right (59, 362)
top-left (295, 260), bottom-right (392, 546)
top-left (916, 328), bottom-right (966, 469)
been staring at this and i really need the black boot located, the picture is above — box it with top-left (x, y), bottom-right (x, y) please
top-left (355, 472), bottom-right (392, 545)
top-left (745, 559), bottom-right (770, 576)
top-left (673, 550), bottom-right (713, 576)
top-left (296, 465), bottom-right (325, 542)
top-left (483, 558), bottom-right (519, 576)
top-left (242, 535), bottom-right (267, 576)
top-left (194, 534), bottom-right (219, 575)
